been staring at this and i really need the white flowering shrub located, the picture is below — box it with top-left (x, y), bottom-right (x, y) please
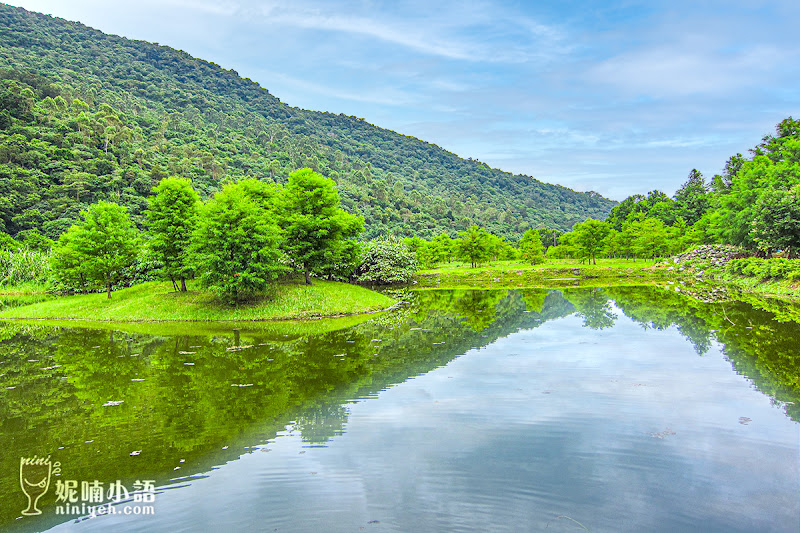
top-left (356, 237), bottom-right (418, 284)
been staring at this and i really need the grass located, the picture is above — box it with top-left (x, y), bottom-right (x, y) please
top-left (0, 281), bottom-right (49, 294)
top-left (696, 269), bottom-right (800, 301)
top-left (419, 257), bottom-right (661, 275)
top-left (0, 279), bottom-right (396, 322)
top-left (416, 258), bottom-right (670, 289)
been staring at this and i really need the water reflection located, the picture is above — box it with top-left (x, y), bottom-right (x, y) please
top-left (0, 287), bottom-right (798, 532)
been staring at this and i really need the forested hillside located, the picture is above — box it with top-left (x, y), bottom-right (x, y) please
top-left (0, 3), bottom-right (615, 243)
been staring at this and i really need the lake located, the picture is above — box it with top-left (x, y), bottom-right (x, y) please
top-left (1, 286), bottom-right (798, 532)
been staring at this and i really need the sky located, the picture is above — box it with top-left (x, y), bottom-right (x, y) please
top-left (6, 0), bottom-right (800, 200)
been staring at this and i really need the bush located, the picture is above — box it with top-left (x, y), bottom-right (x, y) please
top-left (726, 257), bottom-right (800, 281)
top-left (356, 237), bottom-right (418, 284)
top-left (0, 248), bottom-right (51, 286)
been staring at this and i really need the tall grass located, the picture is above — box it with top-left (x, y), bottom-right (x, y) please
top-left (0, 248), bottom-right (51, 287)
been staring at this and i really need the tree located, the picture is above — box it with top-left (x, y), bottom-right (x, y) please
top-left (50, 224), bottom-right (86, 292)
top-left (519, 229), bottom-right (545, 265)
top-left (192, 180), bottom-right (285, 304)
top-left (456, 226), bottom-right (492, 268)
top-left (572, 219), bottom-right (611, 265)
top-left (751, 185), bottom-right (800, 257)
top-left (50, 201), bottom-right (139, 298)
top-left (538, 228), bottom-right (561, 250)
top-left (607, 194), bottom-right (647, 231)
top-left (631, 217), bottom-right (669, 260)
top-left (673, 169), bottom-right (709, 225)
top-left (62, 171), bottom-right (95, 203)
top-left (430, 233), bottom-right (456, 264)
top-left (0, 232), bottom-right (19, 252)
top-left (278, 168), bottom-right (363, 285)
top-left (145, 177), bottom-right (200, 292)
top-left (488, 234), bottom-right (518, 261)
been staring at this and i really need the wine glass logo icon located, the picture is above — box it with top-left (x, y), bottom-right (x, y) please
top-left (19, 456), bottom-right (53, 516)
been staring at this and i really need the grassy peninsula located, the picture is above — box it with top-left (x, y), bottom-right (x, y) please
top-left (415, 258), bottom-right (672, 289)
top-left (415, 254), bottom-right (800, 301)
top-left (0, 279), bottom-right (395, 322)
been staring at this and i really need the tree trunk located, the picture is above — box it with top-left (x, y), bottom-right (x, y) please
top-left (304, 269), bottom-right (312, 285)
top-left (106, 283), bottom-right (112, 299)
top-left (180, 277), bottom-right (187, 292)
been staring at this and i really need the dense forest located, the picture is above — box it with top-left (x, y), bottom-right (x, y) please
top-left (0, 3), bottom-right (615, 245)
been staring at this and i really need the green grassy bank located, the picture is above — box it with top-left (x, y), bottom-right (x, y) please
top-left (709, 272), bottom-right (799, 300)
top-left (0, 279), bottom-right (396, 322)
top-left (416, 258), bottom-right (800, 302)
top-left (416, 259), bottom-right (672, 289)
top-left (661, 264), bottom-right (800, 301)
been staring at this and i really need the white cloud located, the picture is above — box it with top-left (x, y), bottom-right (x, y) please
top-left (587, 35), bottom-right (792, 98)
top-left (246, 1), bottom-right (565, 64)
top-left (252, 68), bottom-right (415, 107)
top-left (157, 0), bottom-right (240, 16)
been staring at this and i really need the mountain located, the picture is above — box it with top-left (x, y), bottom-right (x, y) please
top-left (0, 3), bottom-right (616, 241)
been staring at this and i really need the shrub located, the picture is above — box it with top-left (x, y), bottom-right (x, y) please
top-left (726, 257), bottom-right (800, 281)
top-left (356, 237), bottom-right (418, 284)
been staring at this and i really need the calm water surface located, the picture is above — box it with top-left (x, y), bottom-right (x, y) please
top-left (1, 287), bottom-right (798, 532)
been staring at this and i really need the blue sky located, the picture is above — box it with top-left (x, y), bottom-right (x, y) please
top-left (8, 0), bottom-right (799, 200)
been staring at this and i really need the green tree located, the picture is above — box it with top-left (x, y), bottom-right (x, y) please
top-left (487, 234), bottom-right (518, 261)
top-left (192, 180), bottom-right (285, 303)
top-left (519, 229), bottom-right (545, 265)
top-left (0, 232), bottom-right (20, 252)
top-left (279, 168), bottom-right (364, 285)
top-left (50, 201), bottom-right (139, 298)
top-left (673, 169), bottom-right (709, 225)
top-left (62, 171), bottom-right (95, 203)
top-left (145, 177), bottom-right (200, 291)
top-left (538, 228), bottom-right (561, 250)
top-left (632, 217), bottom-right (669, 260)
top-left (50, 224), bottom-right (86, 292)
top-left (751, 185), bottom-right (800, 257)
top-left (456, 226), bottom-right (492, 268)
top-left (572, 219), bottom-right (611, 265)
top-left (431, 233), bottom-right (456, 264)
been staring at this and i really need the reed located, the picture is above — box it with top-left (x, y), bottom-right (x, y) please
top-left (0, 248), bottom-right (51, 286)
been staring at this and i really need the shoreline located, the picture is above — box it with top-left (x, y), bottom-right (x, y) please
top-left (414, 261), bottom-right (800, 302)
